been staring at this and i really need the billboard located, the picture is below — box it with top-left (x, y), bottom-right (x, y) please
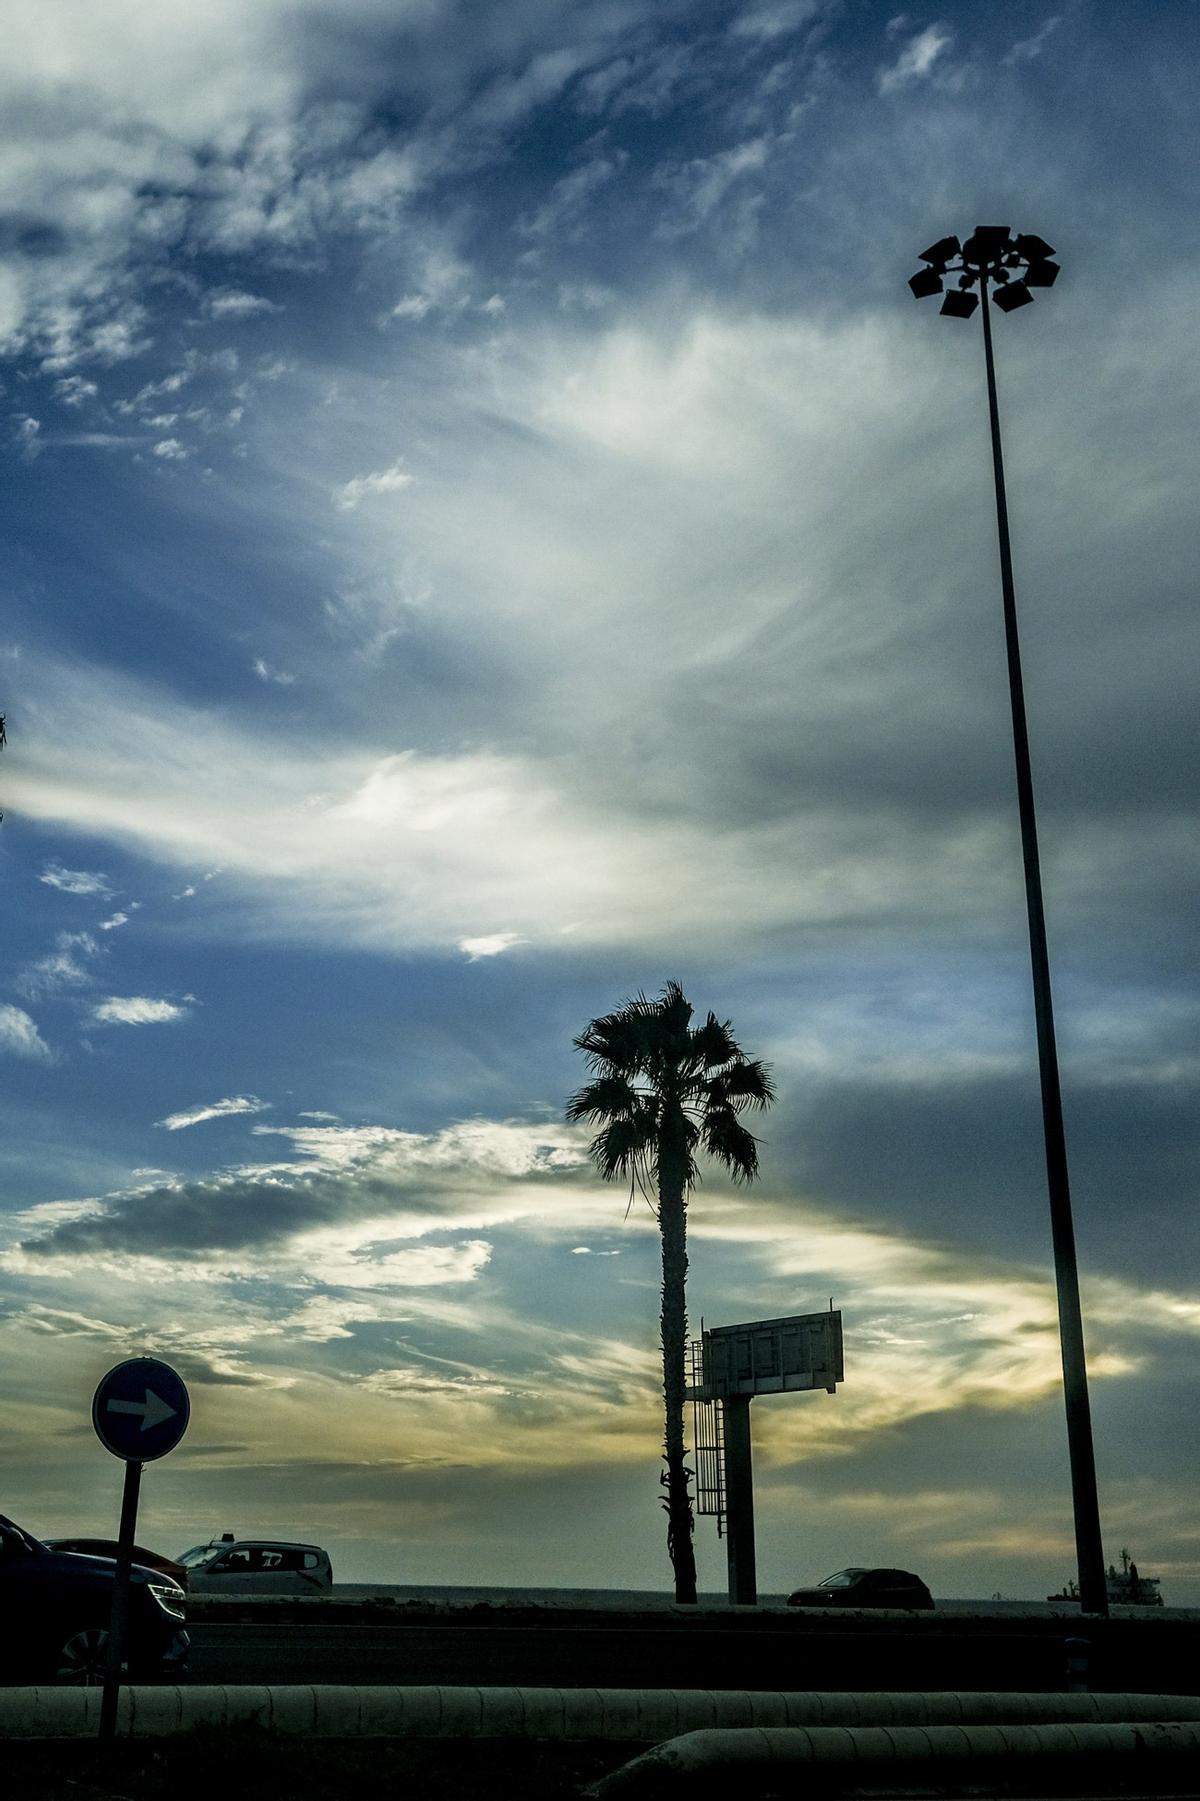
top-left (689, 1309), bottom-right (843, 1399)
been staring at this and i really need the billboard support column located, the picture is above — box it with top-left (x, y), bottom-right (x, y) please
top-left (724, 1396), bottom-right (756, 1605)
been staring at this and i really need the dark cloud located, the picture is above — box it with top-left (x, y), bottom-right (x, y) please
top-left (777, 1061), bottom-right (1200, 1284)
top-left (20, 1174), bottom-right (353, 1259)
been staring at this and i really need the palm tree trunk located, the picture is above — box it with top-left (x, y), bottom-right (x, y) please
top-left (658, 1132), bottom-right (698, 1605)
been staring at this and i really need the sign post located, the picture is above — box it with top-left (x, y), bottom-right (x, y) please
top-left (92, 1358), bottom-right (190, 1740)
top-left (688, 1309), bottom-right (843, 1606)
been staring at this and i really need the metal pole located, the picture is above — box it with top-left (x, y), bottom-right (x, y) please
top-left (722, 1397), bottom-right (757, 1605)
top-left (979, 277), bottom-right (1108, 1618)
top-left (99, 1458), bottom-right (142, 1740)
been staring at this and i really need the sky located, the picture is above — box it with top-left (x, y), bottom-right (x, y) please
top-left (1, 0), bottom-right (1198, 1603)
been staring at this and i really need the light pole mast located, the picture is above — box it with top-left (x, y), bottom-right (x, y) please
top-left (909, 226), bottom-right (1108, 1618)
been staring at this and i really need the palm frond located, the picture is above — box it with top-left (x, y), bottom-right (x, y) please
top-left (592, 1113), bottom-right (656, 1181)
top-left (691, 1012), bottom-right (740, 1070)
top-left (565, 1073), bottom-right (640, 1124)
top-left (709, 1057), bottom-right (776, 1111)
top-left (655, 980), bottom-right (693, 1041)
top-left (701, 1107), bottom-right (761, 1183)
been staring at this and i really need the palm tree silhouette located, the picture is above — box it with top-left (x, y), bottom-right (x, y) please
top-left (567, 981), bottom-right (774, 1604)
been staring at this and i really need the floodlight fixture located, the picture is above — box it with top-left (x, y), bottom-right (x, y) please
top-left (908, 267), bottom-right (944, 299)
top-left (994, 279), bottom-right (1033, 312)
top-left (1025, 258), bottom-right (1060, 288)
top-left (962, 224), bottom-right (1012, 266)
top-left (940, 289), bottom-right (978, 319)
top-left (907, 222), bottom-right (1060, 321)
top-left (919, 234), bottom-right (961, 268)
top-left (905, 223), bottom-right (1107, 1624)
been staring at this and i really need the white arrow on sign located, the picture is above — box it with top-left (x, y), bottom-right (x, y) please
top-left (106, 1389), bottom-right (176, 1432)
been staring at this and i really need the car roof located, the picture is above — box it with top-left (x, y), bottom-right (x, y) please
top-left (208, 1538), bottom-right (326, 1551)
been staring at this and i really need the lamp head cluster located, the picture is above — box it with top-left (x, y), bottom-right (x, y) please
top-left (908, 226), bottom-right (1059, 318)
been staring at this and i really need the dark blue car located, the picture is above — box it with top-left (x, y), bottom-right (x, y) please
top-left (0, 1513), bottom-right (189, 1684)
top-left (787, 1566), bottom-right (935, 1609)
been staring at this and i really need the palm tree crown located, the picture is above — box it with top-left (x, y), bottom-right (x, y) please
top-left (567, 980), bottom-right (774, 1195)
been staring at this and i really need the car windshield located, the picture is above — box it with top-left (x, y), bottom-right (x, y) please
top-left (177, 1544), bottom-right (218, 1567)
top-left (818, 1569), bottom-right (867, 1589)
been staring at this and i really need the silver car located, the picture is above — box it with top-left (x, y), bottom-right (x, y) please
top-left (178, 1535), bottom-right (332, 1593)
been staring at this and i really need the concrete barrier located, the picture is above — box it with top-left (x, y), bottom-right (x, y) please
top-left (589, 1719), bottom-right (1200, 1797)
top-left (3, 1687), bottom-right (1200, 1741)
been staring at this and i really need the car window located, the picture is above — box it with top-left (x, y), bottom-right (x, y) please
top-left (211, 1548), bottom-right (254, 1573)
top-left (302, 1552), bottom-right (322, 1570)
top-left (819, 1569), bottom-right (865, 1589)
top-left (178, 1545), bottom-right (216, 1567)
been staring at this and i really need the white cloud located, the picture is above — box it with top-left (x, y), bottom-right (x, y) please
top-left (391, 295), bottom-right (432, 321)
top-left (0, 1003), bottom-right (52, 1061)
top-left (878, 23), bottom-right (953, 92)
top-left (253, 657), bottom-right (296, 685)
top-left (91, 996), bottom-right (188, 1025)
top-left (16, 931), bottom-right (98, 1000)
top-left (459, 931), bottom-right (524, 960)
top-left (99, 911), bottom-right (128, 930)
top-left (1004, 16), bottom-right (1061, 65)
top-left (203, 289), bottom-right (282, 319)
top-left (54, 375), bottom-right (98, 407)
top-left (520, 156), bottom-right (616, 241)
top-left (729, 2), bottom-right (819, 43)
top-left (157, 1095), bottom-right (270, 1131)
top-left (317, 1237), bottom-right (494, 1290)
top-left (334, 461), bottom-right (414, 510)
top-left (7, 286), bottom-right (1200, 973)
top-left (39, 861), bottom-right (110, 895)
top-left (13, 415), bottom-right (41, 457)
top-left (654, 138), bottom-right (771, 237)
top-left (153, 438), bottom-right (187, 460)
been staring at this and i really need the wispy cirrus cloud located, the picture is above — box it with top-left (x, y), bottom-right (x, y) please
top-left (16, 931), bottom-right (98, 1000)
top-left (91, 995), bottom-right (189, 1026)
top-left (0, 1003), bottom-right (52, 1061)
top-left (203, 288), bottom-right (282, 319)
top-left (334, 461), bottom-right (414, 510)
top-left (156, 1095), bottom-right (270, 1131)
top-left (39, 862), bottom-right (110, 896)
top-left (878, 23), bottom-right (954, 93)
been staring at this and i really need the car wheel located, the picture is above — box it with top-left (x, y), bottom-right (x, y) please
top-left (55, 1627), bottom-right (113, 1685)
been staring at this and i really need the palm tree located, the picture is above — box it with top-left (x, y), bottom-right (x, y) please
top-left (567, 981), bottom-right (774, 1604)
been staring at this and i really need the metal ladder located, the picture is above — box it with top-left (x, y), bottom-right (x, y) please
top-left (689, 1338), bottom-right (726, 1536)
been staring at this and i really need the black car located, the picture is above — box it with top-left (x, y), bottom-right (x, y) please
top-left (786, 1566), bottom-right (935, 1610)
top-left (0, 1513), bottom-right (189, 1684)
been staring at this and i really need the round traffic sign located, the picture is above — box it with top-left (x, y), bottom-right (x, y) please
top-left (92, 1357), bottom-right (190, 1463)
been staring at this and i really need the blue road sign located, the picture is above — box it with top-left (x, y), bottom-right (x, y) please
top-left (92, 1357), bottom-right (190, 1463)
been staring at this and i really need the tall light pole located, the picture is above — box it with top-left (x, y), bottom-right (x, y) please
top-left (909, 226), bottom-right (1108, 1618)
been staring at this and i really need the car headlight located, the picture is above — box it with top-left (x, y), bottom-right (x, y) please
top-left (148, 1582), bottom-right (187, 1621)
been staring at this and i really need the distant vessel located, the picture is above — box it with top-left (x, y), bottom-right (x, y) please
top-left (1049, 1547), bottom-right (1163, 1607)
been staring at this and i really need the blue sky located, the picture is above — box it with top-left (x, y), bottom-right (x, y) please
top-left (2, 0), bottom-right (1199, 1600)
